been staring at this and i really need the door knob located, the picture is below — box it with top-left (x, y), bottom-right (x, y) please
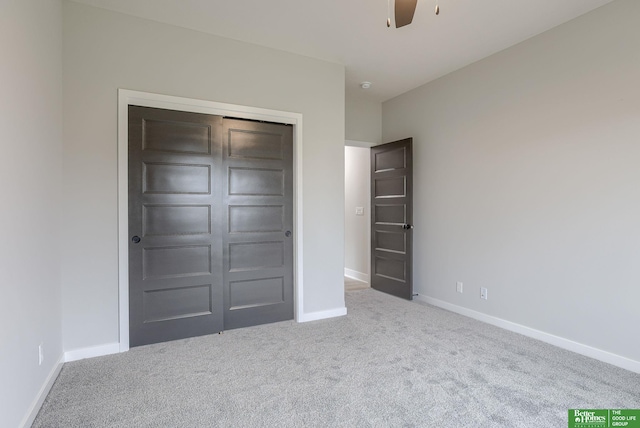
top-left (131, 236), bottom-right (141, 244)
top-left (285, 231), bottom-right (292, 237)
top-left (402, 224), bottom-right (413, 230)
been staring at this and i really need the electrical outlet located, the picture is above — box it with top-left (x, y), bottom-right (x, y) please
top-left (456, 281), bottom-right (463, 293)
top-left (480, 287), bottom-right (488, 300)
top-left (355, 207), bottom-right (364, 216)
top-left (38, 343), bottom-right (44, 366)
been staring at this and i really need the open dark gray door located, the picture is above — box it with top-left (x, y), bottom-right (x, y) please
top-left (128, 106), bottom-right (224, 347)
top-left (222, 119), bottom-right (294, 329)
top-left (370, 138), bottom-right (413, 300)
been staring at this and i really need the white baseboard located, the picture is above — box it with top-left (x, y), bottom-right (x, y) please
top-left (415, 295), bottom-right (640, 374)
top-left (344, 268), bottom-right (369, 283)
top-left (298, 306), bottom-right (347, 323)
top-left (64, 342), bottom-right (120, 363)
top-left (20, 355), bottom-right (64, 428)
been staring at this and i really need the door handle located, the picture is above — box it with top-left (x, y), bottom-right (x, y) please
top-left (402, 224), bottom-right (413, 230)
top-left (285, 230), bottom-right (292, 237)
top-left (131, 236), bottom-right (141, 244)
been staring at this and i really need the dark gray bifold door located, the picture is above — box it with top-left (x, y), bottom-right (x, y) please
top-left (370, 138), bottom-right (413, 300)
top-left (128, 106), bottom-right (224, 347)
top-left (222, 118), bottom-right (294, 329)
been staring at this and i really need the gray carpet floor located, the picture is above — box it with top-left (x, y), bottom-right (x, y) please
top-left (33, 289), bottom-right (640, 427)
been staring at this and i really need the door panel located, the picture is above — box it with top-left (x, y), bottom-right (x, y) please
top-left (229, 168), bottom-right (284, 196)
top-left (228, 128), bottom-right (284, 160)
top-left (229, 277), bottom-right (285, 309)
top-left (142, 162), bottom-right (211, 194)
top-left (128, 106), bottom-right (224, 347)
top-left (374, 176), bottom-right (406, 198)
top-left (142, 205), bottom-right (211, 236)
top-left (374, 146), bottom-right (406, 171)
top-left (222, 119), bottom-right (294, 330)
top-left (370, 138), bottom-right (413, 300)
top-left (142, 245), bottom-right (212, 279)
top-left (228, 205), bottom-right (285, 233)
top-left (375, 230), bottom-right (406, 253)
top-left (374, 204), bottom-right (406, 224)
top-left (141, 120), bottom-right (212, 154)
top-left (143, 284), bottom-right (213, 322)
top-left (228, 241), bottom-right (284, 271)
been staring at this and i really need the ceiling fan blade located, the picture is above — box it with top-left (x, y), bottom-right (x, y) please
top-left (395, 0), bottom-right (417, 28)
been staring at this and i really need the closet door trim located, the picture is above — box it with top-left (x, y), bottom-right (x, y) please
top-left (117, 89), bottom-right (304, 352)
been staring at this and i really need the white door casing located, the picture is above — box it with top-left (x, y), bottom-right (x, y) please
top-left (118, 89), bottom-right (304, 352)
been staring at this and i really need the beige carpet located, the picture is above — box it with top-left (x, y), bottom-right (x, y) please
top-left (344, 275), bottom-right (369, 291)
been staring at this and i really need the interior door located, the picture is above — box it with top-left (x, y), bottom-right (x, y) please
top-left (370, 138), bottom-right (413, 300)
top-left (222, 118), bottom-right (294, 329)
top-left (128, 106), bottom-right (224, 347)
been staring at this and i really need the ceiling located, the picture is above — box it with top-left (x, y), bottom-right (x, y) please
top-left (71, 0), bottom-right (615, 102)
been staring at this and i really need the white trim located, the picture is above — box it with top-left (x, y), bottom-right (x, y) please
top-left (118, 89), bottom-right (304, 353)
top-left (345, 139), bottom-right (377, 148)
top-left (298, 306), bottom-right (347, 323)
top-left (415, 295), bottom-right (640, 374)
top-left (20, 356), bottom-right (64, 428)
top-left (64, 343), bottom-right (120, 362)
top-left (344, 268), bottom-right (369, 284)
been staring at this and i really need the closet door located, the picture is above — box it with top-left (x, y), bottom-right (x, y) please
top-left (128, 106), bottom-right (224, 347)
top-left (128, 107), bottom-right (294, 347)
top-left (222, 119), bottom-right (294, 329)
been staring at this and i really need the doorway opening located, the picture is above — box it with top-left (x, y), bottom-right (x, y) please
top-left (344, 138), bottom-right (414, 299)
top-left (344, 141), bottom-right (374, 292)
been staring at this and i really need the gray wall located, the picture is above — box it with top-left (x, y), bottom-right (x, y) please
top-left (0, 0), bottom-right (64, 426)
top-left (383, 0), bottom-right (640, 362)
top-left (344, 147), bottom-right (370, 279)
top-left (346, 90), bottom-right (381, 144)
top-left (62, 1), bottom-right (346, 351)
